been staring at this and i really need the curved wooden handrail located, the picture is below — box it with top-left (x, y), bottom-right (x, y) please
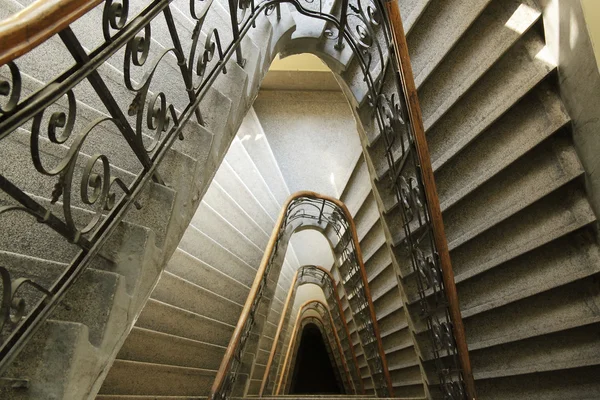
top-left (384, 3), bottom-right (476, 399)
top-left (0, 0), bottom-right (103, 66)
top-left (211, 191), bottom-right (393, 398)
top-left (259, 265), bottom-right (364, 396)
top-left (276, 299), bottom-right (352, 394)
top-left (324, 194), bottom-right (394, 395)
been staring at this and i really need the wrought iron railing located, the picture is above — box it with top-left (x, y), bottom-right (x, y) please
top-left (277, 300), bottom-right (350, 394)
top-left (211, 192), bottom-right (393, 398)
top-left (0, 0), bottom-right (475, 397)
top-left (260, 265), bottom-right (363, 395)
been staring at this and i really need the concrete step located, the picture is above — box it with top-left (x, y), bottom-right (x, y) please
top-left (470, 322), bottom-right (600, 380)
top-left (226, 137), bottom-right (283, 219)
top-left (214, 160), bottom-right (276, 234)
top-left (425, 33), bottom-right (554, 164)
top-left (0, 320), bottom-right (94, 399)
top-left (202, 178), bottom-right (270, 249)
top-left (354, 194), bottom-right (381, 242)
top-left (371, 28), bottom-right (554, 191)
top-left (368, 263), bottom-right (397, 302)
top-left (458, 228), bottom-right (600, 319)
top-left (364, 245), bottom-right (393, 283)
top-left (99, 360), bottom-right (215, 396)
top-left (422, 18), bottom-right (546, 130)
top-left (0, 129), bottom-right (176, 248)
top-left (237, 109), bottom-right (292, 205)
top-left (408, 0), bottom-right (491, 87)
top-left (151, 271), bottom-right (243, 326)
top-left (471, 364), bottom-right (600, 400)
top-left (135, 298), bottom-right (234, 347)
top-left (178, 224), bottom-right (257, 287)
top-left (443, 134), bottom-right (583, 250)
top-left (116, 327), bottom-right (226, 370)
top-left (386, 345), bottom-right (420, 372)
top-left (191, 201), bottom-right (265, 268)
top-left (373, 288), bottom-right (402, 322)
top-left (399, 0), bottom-right (432, 34)
top-left (449, 182), bottom-right (596, 282)
top-left (435, 83), bottom-right (571, 210)
top-left (464, 276), bottom-right (600, 352)
top-left (389, 365), bottom-right (423, 388)
top-left (166, 248), bottom-right (250, 305)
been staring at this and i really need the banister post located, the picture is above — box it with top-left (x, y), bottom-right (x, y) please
top-left (382, 1), bottom-right (477, 399)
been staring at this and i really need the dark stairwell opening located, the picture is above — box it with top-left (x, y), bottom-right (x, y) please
top-left (290, 323), bottom-right (343, 395)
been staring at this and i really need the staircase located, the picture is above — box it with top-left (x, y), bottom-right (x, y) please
top-left (0, 0), bottom-right (599, 399)
top-left (96, 113), bottom-right (303, 398)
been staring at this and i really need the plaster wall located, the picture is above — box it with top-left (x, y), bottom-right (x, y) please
top-left (581, 0), bottom-right (600, 71)
top-left (253, 90), bottom-right (361, 198)
top-left (543, 0), bottom-right (600, 219)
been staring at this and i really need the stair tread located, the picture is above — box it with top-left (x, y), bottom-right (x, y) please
top-left (409, 0), bottom-right (492, 88)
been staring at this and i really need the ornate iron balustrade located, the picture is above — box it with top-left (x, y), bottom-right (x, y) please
top-left (0, 0), bottom-right (475, 397)
top-left (260, 265), bottom-right (363, 396)
top-left (278, 300), bottom-right (350, 394)
top-left (211, 192), bottom-right (393, 398)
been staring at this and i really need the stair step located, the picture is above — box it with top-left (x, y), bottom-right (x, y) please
top-left (389, 365), bottom-right (423, 388)
top-left (214, 160), bottom-right (276, 234)
top-left (178, 224), bottom-right (257, 287)
top-left (461, 227), bottom-right (600, 319)
top-left (191, 201), bottom-right (265, 268)
top-left (221, 137), bottom-right (281, 220)
top-left (151, 271), bottom-right (243, 326)
top-left (444, 133), bottom-right (583, 249)
top-left (426, 33), bottom-right (554, 164)
top-left (202, 178), bottom-right (270, 250)
top-left (354, 194), bottom-right (381, 242)
top-left (471, 322), bottom-right (600, 380)
top-left (386, 345), bottom-right (420, 372)
top-left (117, 327), bottom-right (226, 370)
top-left (237, 109), bottom-right (291, 205)
top-left (408, 0), bottom-right (492, 87)
top-left (464, 275), bottom-right (600, 352)
top-left (399, 0), bottom-right (432, 34)
top-left (0, 320), bottom-right (93, 399)
top-left (436, 83), bottom-right (571, 211)
top-left (369, 264), bottom-right (397, 302)
top-left (449, 182), bottom-right (596, 282)
top-left (473, 365), bottom-right (600, 400)
top-left (135, 298), bottom-right (234, 347)
top-left (99, 360), bottom-right (215, 396)
top-left (166, 248), bottom-right (250, 305)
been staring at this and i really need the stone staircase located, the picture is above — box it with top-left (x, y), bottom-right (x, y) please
top-left (96, 113), bottom-right (303, 398)
top-left (0, 0), bottom-right (598, 399)
top-left (364, 0), bottom-right (600, 398)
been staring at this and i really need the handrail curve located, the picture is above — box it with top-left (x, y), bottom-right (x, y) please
top-left (259, 265), bottom-right (365, 396)
top-left (277, 300), bottom-right (351, 394)
top-left (210, 191), bottom-right (393, 398)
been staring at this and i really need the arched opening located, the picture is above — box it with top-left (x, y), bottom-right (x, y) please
top-left (290, 323), bottom-right (343, 394)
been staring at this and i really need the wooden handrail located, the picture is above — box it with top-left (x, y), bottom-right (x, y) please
top-left (383, 2), bottom-right (476, 399)
top-left (0, 0), bottom-right (103, 66)
top-left (276, 299), bottom-right (352, 394)
top-left (259, 265), bottom-right (365, 396)
top-left (211, 191), bottom-right (393, 398)
top-left (259, 268), bottom-right (299, 396)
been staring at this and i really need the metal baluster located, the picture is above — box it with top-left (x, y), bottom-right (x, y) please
top-left (227, 0), bottom-right (246, 67)
top-left (57, 28), bottom-right (165, 185)
top-left (162, 6), bottom-right (204, 126)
